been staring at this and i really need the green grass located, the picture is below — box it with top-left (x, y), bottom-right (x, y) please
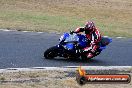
top-left (0, 0), bottom-right (132, 37)
top-left (0, 10), bottom-right (84, 32)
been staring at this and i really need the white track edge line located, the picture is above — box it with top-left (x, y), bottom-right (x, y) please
top-left (0, 29), bottom-right (127, 39)
top-left (0, 66), bottom-right (132, 73)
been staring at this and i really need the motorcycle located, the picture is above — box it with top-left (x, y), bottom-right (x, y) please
top-left (44, 32), bottom-right (112, 60)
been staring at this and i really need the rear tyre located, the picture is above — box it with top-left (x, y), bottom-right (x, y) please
top-left (81, 52), bottom-right (92, 61)
top-left (44, 46), bottom-right (58, 59)
top-left (81, 55), bottom-right (91, 61)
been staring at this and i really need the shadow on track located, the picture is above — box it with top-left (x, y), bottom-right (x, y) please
top-left (43, 57), bottom-right (104, 64)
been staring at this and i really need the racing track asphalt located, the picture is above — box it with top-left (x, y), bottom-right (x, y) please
top-left (0, 30), bottom-right (132, 69)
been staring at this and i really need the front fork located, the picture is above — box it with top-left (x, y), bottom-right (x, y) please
top-left (57, 44), bottom-right (80, 58)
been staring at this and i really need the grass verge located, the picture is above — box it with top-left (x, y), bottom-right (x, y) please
top-left (0, 0), bottom-right (132, 37)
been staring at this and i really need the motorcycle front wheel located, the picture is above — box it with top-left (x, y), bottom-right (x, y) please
top-left (44, 46), bottom-right (58, 59)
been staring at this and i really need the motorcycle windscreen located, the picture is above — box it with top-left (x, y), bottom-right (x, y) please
top-left (64, 43), bottom-right (74, 50)
top-left (64, 33), bottom-right (79, 42)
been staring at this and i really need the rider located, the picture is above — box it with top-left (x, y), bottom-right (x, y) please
top-left (73, 21), bottom-right (102, 59)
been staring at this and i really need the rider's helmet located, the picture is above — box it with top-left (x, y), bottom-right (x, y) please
top-left (84, 21), bottom-right (95, 34)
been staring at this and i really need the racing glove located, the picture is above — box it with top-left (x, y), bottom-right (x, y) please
top-left (70, 31), bottom-right (76, 34)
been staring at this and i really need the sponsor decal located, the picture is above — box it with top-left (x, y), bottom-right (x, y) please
top-left (76, 67), bottom-right (131, 85)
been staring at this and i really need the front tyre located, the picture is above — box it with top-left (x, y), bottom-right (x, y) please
top-left (44, 46), bottom-right (58, 59)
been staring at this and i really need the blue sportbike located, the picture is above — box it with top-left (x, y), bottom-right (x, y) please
top-left (44, 32), bottom-right (112, 60)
